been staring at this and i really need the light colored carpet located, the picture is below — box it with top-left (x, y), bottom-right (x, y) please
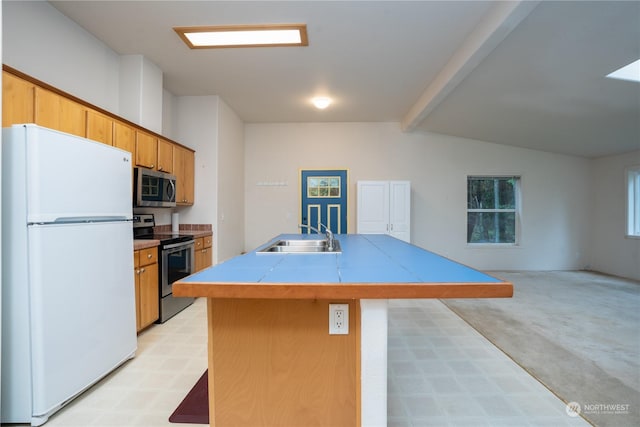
top-left (441, 271), bottom-right (640, 427)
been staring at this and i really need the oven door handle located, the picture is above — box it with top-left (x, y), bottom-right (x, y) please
top-left (163, 241), bottom-right (194, 251)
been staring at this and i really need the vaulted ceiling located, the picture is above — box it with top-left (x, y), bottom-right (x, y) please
top-left (50, 1), bottom-right (640, 158)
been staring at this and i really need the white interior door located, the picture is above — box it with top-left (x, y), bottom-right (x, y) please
top-left (389, 181), bottom-right (411, 243)
top-left (357, 181), bottom-right (390, 234)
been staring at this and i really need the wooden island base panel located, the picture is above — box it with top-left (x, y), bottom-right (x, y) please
top-left (207, 299), bottom-right (359, 427)
top-left (174, 234), bottom-right (513, 427)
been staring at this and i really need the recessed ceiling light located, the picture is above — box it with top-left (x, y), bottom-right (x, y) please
top-left (606, 59), bottom-right (640, 83)
top-left (312, 97), bottom-right (332, 110)
top-left (174, 24), bottom-right (308, 49)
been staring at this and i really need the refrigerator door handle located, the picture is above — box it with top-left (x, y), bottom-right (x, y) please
top-left (48, 216), bottom-right (131, 224)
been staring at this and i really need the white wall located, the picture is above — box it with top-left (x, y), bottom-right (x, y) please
top-left (244, 122), bottom-right (591, 271)
top-left (2, 1), bottom-right (120, 113)
top-left (216, 100), bottom-right (245, 261)
top-left (118, 55), bottom-right (163, 133)
top-left (590, 150), bottom-right (640, 280)
top-left (172, 96), bottom-right (245, 263)
top-left (173, 96), bottom-right (219, 254)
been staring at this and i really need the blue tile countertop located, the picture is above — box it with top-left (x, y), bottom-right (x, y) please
top-left (173, 234), bottom-right (513, 300)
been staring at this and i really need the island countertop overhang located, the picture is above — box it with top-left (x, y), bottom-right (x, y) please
top-left (173, 234), bottom-right (513, 300)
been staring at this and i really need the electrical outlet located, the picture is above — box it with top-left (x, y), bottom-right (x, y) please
top-left (329, 303), bottom-right (349, 335)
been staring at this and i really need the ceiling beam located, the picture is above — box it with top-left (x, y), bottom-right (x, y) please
top-left (401, 0), bottom-right (540, 132)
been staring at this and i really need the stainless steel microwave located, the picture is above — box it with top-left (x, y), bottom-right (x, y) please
top-left (134, 168), bottom-right (177, 208)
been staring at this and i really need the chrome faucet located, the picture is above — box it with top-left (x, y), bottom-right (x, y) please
top-left (318, 223), bottom-right (336, 251)
top-left (299, 223), bottom-right (321, 234)
top-left (298, 222), bottom-right (336, 251)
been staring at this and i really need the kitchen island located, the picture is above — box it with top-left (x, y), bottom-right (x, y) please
top-left (173, 234), bottom-right (512, 427)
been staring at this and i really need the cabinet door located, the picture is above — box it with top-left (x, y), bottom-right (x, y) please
top-left (135, 131), bottom-right (157, 169)
top-left (357, 181), bottom-right (390, 234)
top-left (2, 71), bottom-right (34, 126)
top-left (184, 150), bottom-right (195, 204)
top-left (139, 262), bottom-right (159, 330)
top-left (59, 97), bottom-right (86, 137)
top-left (134, 251), bottom-right (141, 332)
top-left (113, 121), bottom-right (135, 154)
top-left (34, 87), bottom-right (59, 130)
top-left (35, 87), bottom-right (86, 137)
top-left (389, 181), bottom-right (411, 243)
top-left (86, 109), bottom-right (113, 145)
top-left (174, 145), bottom-right (195, 205)
top-left (194, 238), bottom-right (205, 272)
top-left (157, 138), bottom-right (174, 173)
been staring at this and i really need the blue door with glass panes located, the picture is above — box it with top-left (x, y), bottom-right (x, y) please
top-left (301, 170), bottom-right (347, 234)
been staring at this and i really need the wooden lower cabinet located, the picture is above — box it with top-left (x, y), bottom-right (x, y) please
top-left (134, 247), bottom-right (159, 332)
top-left (194, 235), bottom-right (213, 272)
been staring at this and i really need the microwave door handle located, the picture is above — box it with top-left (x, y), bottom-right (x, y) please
top-left (168, 179), bottom-right (176, 202)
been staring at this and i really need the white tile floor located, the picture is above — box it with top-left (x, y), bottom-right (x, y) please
top-left (387, 299), bottom-right (589, 427)
top-left (37, 297), bottom-right (590, 427)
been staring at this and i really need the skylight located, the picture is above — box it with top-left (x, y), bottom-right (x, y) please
top-left (174, 24), bottom-right (308, 49)
top-left (606, 59), bottom-right (640, 83)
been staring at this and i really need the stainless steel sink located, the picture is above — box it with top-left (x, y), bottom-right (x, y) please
top-left (258, 239), bottom-right (341, 254)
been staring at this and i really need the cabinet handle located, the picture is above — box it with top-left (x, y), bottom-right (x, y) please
top-left (391, 224), bottom-right (394, 231)
top-left (147, 254), bottom-right (152, 259)
top-left (141, 268), bottom-right (145, 273)
top-left (386, 224), bottom-right (389, 231)
top-left (136, 269), bottom-right (140, 275)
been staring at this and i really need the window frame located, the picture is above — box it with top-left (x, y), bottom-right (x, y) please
top-left (466, 175), bottom-right (521, 246)
top-left (627, 166), bottom-right (640, 238)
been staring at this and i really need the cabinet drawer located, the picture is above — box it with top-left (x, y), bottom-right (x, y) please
top-left (204, 235), bottom-right (212, 248)
top-left (139, 247), bottom-right (158, 266)
top-left (194, 237), bottom-right (204, 250)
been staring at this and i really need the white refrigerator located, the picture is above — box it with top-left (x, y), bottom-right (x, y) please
top-left (1, 124), bottom-right (137, 425)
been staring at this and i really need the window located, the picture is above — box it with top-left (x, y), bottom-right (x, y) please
top-left (467, 176), bottom-right (519, 244)
top-left (307, 176), bottom-right (341, 198)
top-left (627, 167), bottom-right (640, 237)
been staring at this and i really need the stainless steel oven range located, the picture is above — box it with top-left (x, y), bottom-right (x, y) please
top-left (133, 213), bottom-right (195, 323)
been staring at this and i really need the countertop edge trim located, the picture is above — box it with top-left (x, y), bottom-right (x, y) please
top-left (173, 281), bottom-right (513, 300)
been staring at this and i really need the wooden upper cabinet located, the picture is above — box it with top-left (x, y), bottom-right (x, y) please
top-left (86, 109), bottom-right (113, 145)
top-left (113, 121), bottom-right (135, 154)
top-left (34, 87), bottom-right (58, 130)
top-left (157, 138), bottom-right (174, 173)
top-left (2, 71), bottom-right (195, 206)
top-left (2, 70), bottom-right (34, 126)
top-left (35, 87), bottom-right (86, 137)
top-left (174, 145), bottom-right (195, 205)
top-left (135, 130), bottom-right (157, 169)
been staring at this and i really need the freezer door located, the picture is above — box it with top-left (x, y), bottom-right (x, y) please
top-left (21, 125), bottom-right (132, 223)
top-left (27, 221), bottom-right (136, 421)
